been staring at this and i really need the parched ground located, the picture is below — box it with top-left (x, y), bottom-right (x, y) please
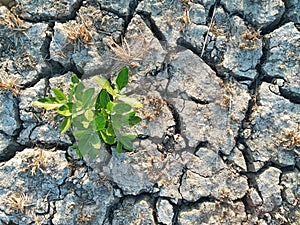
top-left (0, 0), bottom-right (299, 224)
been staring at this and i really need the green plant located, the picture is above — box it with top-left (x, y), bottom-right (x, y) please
top-left (32, 68), bottom-right (142, 158)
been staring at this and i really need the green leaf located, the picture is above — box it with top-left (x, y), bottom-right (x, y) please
top-left (84, 109), bottom-right (94, 122)
top-left (82, 88), bottom-right (95, 103)
top-left (81, 88), bottom-right (95, 110)
top-left (57, 103), bottom-right (73, 116)
top-left (117, 96), bottom-right (143, 108)
top-left (35, 97), bottom-right (58, 104)
top-left (129, 116), bottom-right (142, 126)
top-left (76, 131), bottom-right (101, 157)
top-left (118, 134), bottom-right (136, 151)
top-left (69, 74), bottom-right (80, 101)
top-left (107, 102), bottom-right (114, 112)
top-left (94, 77), bottom-right (117, 98)
top-left (113, 102), bottom-right (132, 114)
top-left (94, 116), bottom-right (106, 131)
top-left (52, 88), bottom-right (67, 102)
top-left (111, 113), bottom-right (129, 129)
top-left (72, 114), bottom-right (87, 130)
top-left (71, 74), bottom-right (80, 84)
top-left (116, 67), bottom-right (129, 91)
top-left (116, 141), bottom-right (123, 153)
top-left (32, 97), bottom-right (64, 110)
top-left (74, 82), bottom-right (85, 102)
top-left (74, 111), bottom-right (93, 129)
top-left (95, 107), bottom-right (108, 118)
top-left (72, 100), bottom-right (84, 116)
top-left (106, 124), bottom-right (115, 137)
top-left (126, 111), bottom-right (142, 125)
top-left (100, 130), bottom-right (116, 144)
top-left (60, 116), bottom-right (72, 133)
top-left (127, 111), bottom-right (136, 118)
top-left (73, 129), bottom-right (101, 158)
top-left (82, 120), bottom-right (90, 129)
top-left (73, 130), bottom-right (87, 138)
top-left (96, 89), bottom-right (110, 110)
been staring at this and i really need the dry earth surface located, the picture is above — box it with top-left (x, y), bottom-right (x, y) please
top-left (0, 0), bottom-right (299, 224)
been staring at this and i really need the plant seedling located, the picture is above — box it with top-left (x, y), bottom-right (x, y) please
top-left (32, 68), bottom-right (142, 158)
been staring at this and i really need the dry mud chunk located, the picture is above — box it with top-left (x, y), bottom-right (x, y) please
top-left (257, 167), bottom-right (282, 212)
top-left (126, 49), bottom-right (250, 155)
top-left (137, 0), bottom-right (209, 47)
top-left (13, 0), bottom-right (81, 21)
top-left (49, 72), bottom-right (74, 96)
top-left (165, 50), bottom-right (250, 153)
top-left (189, 4), bottom-right (206, 25)
top-left (247, 187), bottom-right (263, 207)
top-left (262, 22), bottom-right (300, 97)
top-left (0, 7), bottom-right (48, 85)
top-left (156, 198), bottom-right (174, 225)
top-left (53, 184), bottom-right (115, 225)
top-left (210, 169), bottom-right (249, 201)
top-left (166, 51), bottom-right (221, 102)
top-left (50, 4), bottom-right (124, 76)
top-left (0, 92), bottom-right (19, 136)
top-left (134, 90), bottom-right (175, 139)
top-left (0, 133), bottom-right (15, 161)
top-left (278, 170), bottom-right (300, 224)
top-left (18, 77), bottom-right (71, 146)
top-left (18, 79), bottom-right (45, 145)
top-left (19, 79), bottom-right (45, 114)
top-left (180, 170), bottom-right (212, 201)
top-left (221, 16), bottom-right (262, 80)
top-left (157, 154), bottom-right (187, 203)
top-left (102, 140), bottom-right (161, 195)
top-left (55, 150), bottom-right (116, 224)
top-left (109, 197), bottom-right (155, 225)
top-left (98, 0), bottom-right (136, 16)
top-left (285, 0), bottom-right (300, 23)
top-left (0, 148), bottom-right (68, 224)
top-left (221, 0), bottom-right (285, 29)
top-left (183, 149), bottom-right (226, 177)
top-left (178, 151), bottom-right (248, 202)
top-left (102, 140), bottom-right (184, 201)
top-left (30, 123), bottom-right (71, 146)
top-left (121, 14), bottom-right (167, 77)
top-left (178, 201), bottom-right (247, 224)
top-left (280, 170), bottom-right (299, 206)
top-left (0, 90), bottom-right (20, 160)
top-left (228, 147), bottom-right (247, 170)
top-left (246, 83), bottom-right (299, 168)
top-left (204, 12), bottom-right (262, 81)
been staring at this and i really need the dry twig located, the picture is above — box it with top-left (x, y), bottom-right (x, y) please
top-left (0, 9), bottom-right (30, 46)
top-left (201, 3), bottom-right (217, 57)
top-left (64, 13), bottom-right (92, 51)
top-left (4, 192), bottom-right (33, 213)
top-left (106, 36), bottom-right (151, 67)
top-left (28, 149), bottom-right (46, 175)
top-left (0, 72), bottom-right (21, 95)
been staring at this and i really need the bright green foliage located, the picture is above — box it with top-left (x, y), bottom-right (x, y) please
top-left (32, 68), bottom-right (142, 158)
top-left (116, 67), bottom-right (129, 91)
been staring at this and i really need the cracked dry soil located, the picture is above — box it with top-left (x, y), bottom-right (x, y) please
top-left (0, 0), bottom-right (300, 224)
